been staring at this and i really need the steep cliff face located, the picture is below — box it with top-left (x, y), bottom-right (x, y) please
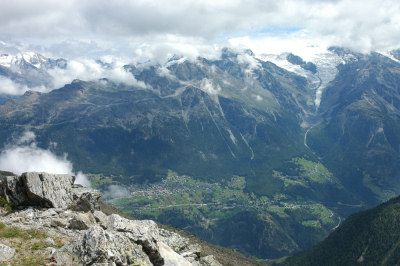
top-left (0, 171), bottom-right (257, 265)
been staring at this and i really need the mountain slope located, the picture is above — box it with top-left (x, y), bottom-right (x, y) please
top-left (308, 48), bottom-right (400, 204)
top-left (283, 195), bottom-right (400, 265)
top-left (3, 46), bottom-right (400, 258)
top-left (0, 49), bottom-right (351, 258)
top-left (0, 49), bottom-right (314, 193)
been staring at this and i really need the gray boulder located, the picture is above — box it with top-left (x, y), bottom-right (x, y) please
top-left (159, 228), bottom-right (201, 263)
top-left (44, 237), bottom-right (56, 247)
top-left (159, 228), bottom-right (190, 253)
top-left (201, 255), bottom-right (223, 266)
top-left (68, 212), bottom-right (96, 230)
top-left (0, 172), bottom-right (75, 208)
top-left (158, 241), bottom-right (192, 266)
top-left (0, 172), bottom-right (103, 211)
top-left (69, 185), bottom-right (102, 212)
top-left (93, 210), bottom-right (108, 228)
top-left (21, 172), bottom-right (75, 208)
top-left (106, 214), bottom-right (164, 265)
top-left (53, 225), bottom-right (153, 265)
top-left (0, 243), bottom-right (15, 262)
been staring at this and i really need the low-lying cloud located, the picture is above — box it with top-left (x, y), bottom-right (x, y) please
top-left (103, 184), bottom-right (131, 201)
top-left (48, 58), bottom-right (147, 90)
top-left (0, 54), bottom-right (148, 95)
top-left (0, 76), bottom-right (47, 95)
top-left (0, 131), bottom-right (90, 187)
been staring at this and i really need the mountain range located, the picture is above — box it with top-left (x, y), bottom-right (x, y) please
top-left (1, 43), bottom-right (400, 259)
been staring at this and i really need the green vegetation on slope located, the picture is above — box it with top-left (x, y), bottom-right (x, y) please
top-left (0, 222), bottom-right (65, 265)
top-left (97, 162), bottom-right (347, 259)
top-left (283, 195), bottom-right (400, 265)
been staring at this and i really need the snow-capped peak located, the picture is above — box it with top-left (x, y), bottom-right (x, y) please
top-left (258, 49), bottom-right (343, 107)
top-left (21, 52), bottom-right (48, 68)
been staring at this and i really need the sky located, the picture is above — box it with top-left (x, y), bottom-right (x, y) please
top-left (0, 0), bottom-right (399, 62)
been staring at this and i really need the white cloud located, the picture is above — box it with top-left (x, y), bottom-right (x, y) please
top-left (132, 35), bottom-right (222, 64)
top-left (75, 171), bottom-right (90, 187)
top-left (0, 131), bottom-right (90, 187)
top-left (0, 77), bottom-right (47, 95)
top-left (47, 58), bottom-right (147, 90)
top-left (200, 78), bottom-right (221, 95)
top-left (0, 0), bottom-right (398, 59)
top-left (103, 184), bottom-right (131, 200)
top-left (229, 32), bottom-right (331, 62)
top-left (0, 57), bottom-right (147, 95)
top-left (237, 53), bottom-right (261, 72)
top-left (254, 94), bottom-right (263, 101)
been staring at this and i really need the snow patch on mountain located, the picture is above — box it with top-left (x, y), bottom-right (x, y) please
top-left (165, 56), bottom-right (187, 68)
top-left (0, 52), bottom-right (52, 70)
top-left (380, 51), bottom-right (400, 64)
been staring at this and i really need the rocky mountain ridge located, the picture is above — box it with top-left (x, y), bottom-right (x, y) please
top-left (0, 170), bottom-right (246, 265)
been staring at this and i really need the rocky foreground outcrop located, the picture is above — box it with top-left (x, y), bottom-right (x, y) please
top-left (0, 171), bottom-right (221, 265)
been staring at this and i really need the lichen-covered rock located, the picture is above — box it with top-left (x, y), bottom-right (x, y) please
top-left (159, 228), bottom-right (202, 263)
top-left (50, 218), bottom-right (69, 228)
top-left (21, 172), bottom-right (74, 208)
top-left (44, 237), bottom-right (56, 247)
top-left (159, 228), bottom-right (190, 252)
top-left (106, 214), bottom-right (164, 265)
top-left (70, 185), bottom-right (102, 212)
top-left (0, 243), bottom-right (15, 262)
top-left (181, 244), bottom-right (202, 264)
top-left (201, 255), bottom-right (223, 266)
top-left (93, 210), bottom-right (108, 228)
top-left (0, 172), bottom-right (75, 208)
top-left (53, 225), bottom-right (153, 265)
top-left (68, 212), bottom-right (96, 230)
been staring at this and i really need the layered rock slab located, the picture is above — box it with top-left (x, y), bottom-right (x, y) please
top-left (0, 172), bottom-right (101, 210)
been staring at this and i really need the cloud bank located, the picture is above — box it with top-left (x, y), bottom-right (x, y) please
top-left (0, 52), bottom-right (147, 95)
top-left (0, 131), bottom-right (90, 186)
top-left (0, 76), bottom-right (48, 95)
top-left (48, 58), bottom-right (147, 90)
top-left (103, 185), bottom-right (131, 201)
top-left (0, 0), bottom-right (399, 55)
